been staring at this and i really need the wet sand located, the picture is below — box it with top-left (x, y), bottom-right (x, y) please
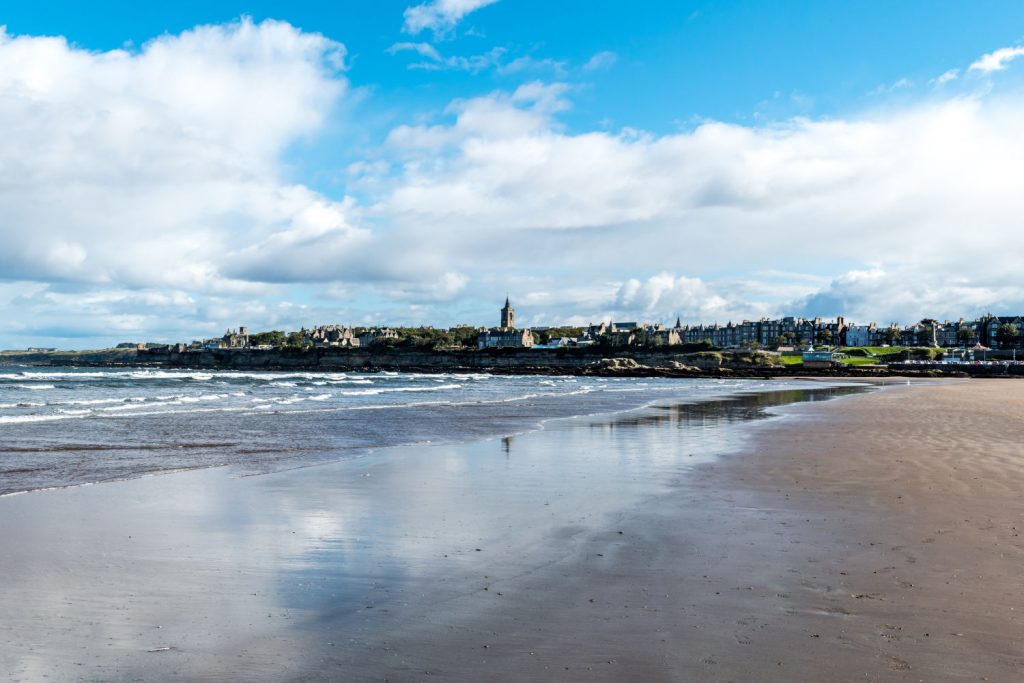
top-left (2, 381), bottom-right (1023, 681)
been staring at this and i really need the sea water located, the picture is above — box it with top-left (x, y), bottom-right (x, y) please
top-left (0, 366), bottom-right (838, 495)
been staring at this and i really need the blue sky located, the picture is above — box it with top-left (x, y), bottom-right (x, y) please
top-left (2, 1), bottom-right (1024, 347)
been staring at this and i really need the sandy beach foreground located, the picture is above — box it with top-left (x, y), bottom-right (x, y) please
top-left (2, 380), bottom-right (1023, 681)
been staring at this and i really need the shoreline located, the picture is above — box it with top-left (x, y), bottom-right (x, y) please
top-left (0, 355), bottom-right (1004, 379)
top-left (0, 377), bottom-right (863, 498)
top-left (3, 380), bottom-right (1022, 680)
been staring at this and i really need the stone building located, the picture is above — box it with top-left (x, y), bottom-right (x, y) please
top-left (215, 326), bottom-right (249, 349)
top-left (358, 328), bottom-right (399, 347)
top-left (500, 297), bottom-right (515, 329)
top-left (306, 325), bottom-right (360, 348)
top-left (478, 298), bottom-right (534, 349)
top-left (478, 328), bottom-right (535, 349)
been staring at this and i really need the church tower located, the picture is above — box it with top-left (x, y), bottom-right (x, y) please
top-left (500, 297), bottom-right (515, 329)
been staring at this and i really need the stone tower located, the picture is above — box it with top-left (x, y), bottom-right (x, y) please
top-left (500, 297), bottom-right (515, 329)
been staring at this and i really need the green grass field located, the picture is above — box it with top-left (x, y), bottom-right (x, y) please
top-left (841, 346), bottom-right (907, 356)
top-left (780, 353), bottom-right (882, 366)
top-left (838, 356), bottom-right (881, 366)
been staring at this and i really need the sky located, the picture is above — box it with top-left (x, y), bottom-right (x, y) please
top-left (3, 1), bottom-right (1024, 348)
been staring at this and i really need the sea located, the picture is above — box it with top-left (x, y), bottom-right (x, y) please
top-left (0, 366), bottom-right (849, 496)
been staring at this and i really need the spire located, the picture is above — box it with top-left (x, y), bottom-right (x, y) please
top-left (500, 296), bottom-right (515, 329)
top-left (675, 316), bottom-right (681, 328)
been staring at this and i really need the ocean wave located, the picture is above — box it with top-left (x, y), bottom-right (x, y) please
top-left (0, 371), bottom-right (110, 380)
top-left (0, 413), bottom-right (80, 424)
top-left (337, 383), bottom-right (462, 396)
top-left (127, 371), bottom-right (214, 381)
top-left (55, 397), bottom-right (130, 406)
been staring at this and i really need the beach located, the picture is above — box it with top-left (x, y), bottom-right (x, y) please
top-left (2, 379), bottom-right (1022, 681)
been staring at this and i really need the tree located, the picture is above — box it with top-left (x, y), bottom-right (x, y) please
top-left (996, 323), bottom-right (1019, 349)
top-left (957, 326), bottom-right (976, 345)
top-left (284, 331), bottom-right (309, 349)
top-left (449, 326), bottom-right (480, 348)
top-left (773, 331), bottom-right (796, 348)
top-left (249, 330), bottom-right (287, 347)
top-left (918, 324), bottom-right (936, 347)
top-left (534, 326), bottom-right (584, 345)
top-left (818, 329), bottom-right (834, 345)
top-left (882, 327), bottom-right (902, 346)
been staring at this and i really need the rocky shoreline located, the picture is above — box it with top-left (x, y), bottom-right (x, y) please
top-left (0, 346), bottom-right (1001, 379)
top-left (4, 346), bottom-right (1018, 378)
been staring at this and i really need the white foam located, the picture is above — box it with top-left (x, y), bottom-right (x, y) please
top-left (338, 383), bottom-right (462, 396)
top-left (55, 397), bottom-right (127, 406)
top-left (0, 414), bottom-right (79, 424)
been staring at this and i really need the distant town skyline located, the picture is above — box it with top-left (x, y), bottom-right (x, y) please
top-left (3, 2), bottom-right (1024, 348)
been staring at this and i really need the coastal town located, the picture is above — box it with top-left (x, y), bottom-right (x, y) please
top-left (176, 298), bottom-right (1024, 357)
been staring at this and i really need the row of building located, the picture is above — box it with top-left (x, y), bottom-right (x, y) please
top-left (195, 304), bottom-right (1024, 353)
top-left (200, 326), bottom-right (400, 350)
top-left (478, 300), bottom-right (1024, 351)
top-left (676, 314), bottom-right (1024, 349)
top-left (303, 325), bottom-right (399, 349)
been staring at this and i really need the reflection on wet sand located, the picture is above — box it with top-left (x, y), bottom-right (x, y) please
top-left (0, 383), bottom-right (867, 681)
top-left (593, 385), bottom-right (865, 432)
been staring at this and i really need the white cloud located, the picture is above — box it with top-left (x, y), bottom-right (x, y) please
top-left (969, 45), bottom-right (1024, 73)
top-left (7, 22), bottom-right (1024, 346)
top-left (616, 274), bottom-right (735, 322)
top-left (371, 79), bottom-right (1024, 325)
top-left (387, 41), bottom-right (443, 62)
top-left (223, 197), bottom-right (372, 282)
top-left (379, 271), bottom-right (470, 304)
top-left (795, 266), bottom-right (1024, 324)
top-left (583, 50), bottom-right (617, 72)
top-left (402, 0), bottom-right (499, 37)
top-left (388, 41), bottom-right (506, 73)
top-left (869, 77), bottom-right (912, 95)
top-left (0, 19), bottom-right (461, 346)
top-left (497, 55), bottom-right (567, 76)
top-left (0, 18), bottom-right (354, 293)
top-left (933, 68), bottom-right (959, 85)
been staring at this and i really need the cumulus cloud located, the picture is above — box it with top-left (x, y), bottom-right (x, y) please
top-left (7, 23), bottom-right (1024, 346)
top-left (0, 18), bottom-right (352, 291)
top-left (0, 19), bottom-right (455, 346)
top-left (969, 45), bottom-right (1024, 73)
top-left (370, 75), bottom-right (1024, 326)
top-left (402, 0), bottom-right (499, 37)
top-left (794, 267), bottom-right (1024, 324)
top-left (615, 274), bottom-right (737, 322)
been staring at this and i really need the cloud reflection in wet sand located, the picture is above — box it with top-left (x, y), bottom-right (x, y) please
top-left (0, 384), bottom-right (866, 680)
